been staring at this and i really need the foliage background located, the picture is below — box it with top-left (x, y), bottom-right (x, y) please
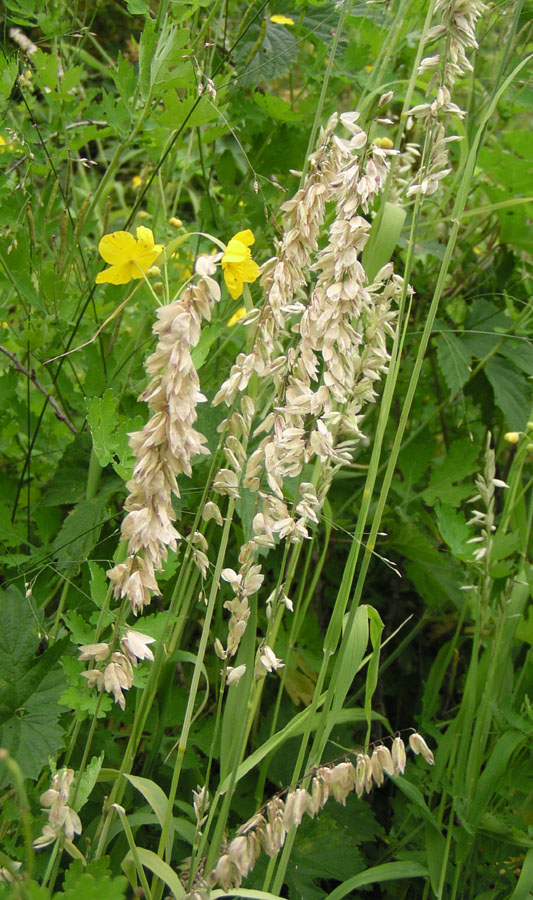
top-left (0, 0), bottom-right (532, 899)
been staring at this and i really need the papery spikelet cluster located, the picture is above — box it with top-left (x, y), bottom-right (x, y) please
top-left (405, 0), bottom-right (486, 198)
top-left (203, 734), bottom-right (434, 893)
top-left (209, 112), bottom-right (405, 665)
top-left (108, 273), bottom-right (220, 615)
top-left (33, 768), bottom-right (81, 849)
top-left (78, 630), bottom-right (155, 709)
top-left (465, 434), bottom-right (508, 593)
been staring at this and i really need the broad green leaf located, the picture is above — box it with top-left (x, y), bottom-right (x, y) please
top-left (58, 857), bottom-right (127, 900)
top-left (85, 390), bottom-right (119, 467)
top-left (253, 91), bottom-right (302, 122)
top-left (436, 329), bottom-right (471, 397)
top-left (73, 753), bottom-right (104, 812)
top-left (362, 202), bottom-right (406, 281)
top-left (122, 848), bottom-right (185, 899)
top-left (435, 502), bottom-right (472, 558)
top-left (0, 588), bottom-right (65, 787)
top-left (325, 861), bottom-right (429, 900)
top-left (53, 496), bottom-right (108, 571)
top-left (124, 774), bottom-right (174, 858)
top-left (485, 356), bottom-right (532, 431)
top-left (422, 438), bottom-right (479, 507)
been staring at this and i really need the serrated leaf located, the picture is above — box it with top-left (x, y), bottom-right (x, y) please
top-left (89, 561), bottom-right (109, 608)
top-left (485, 355), bottom-right (532, 431)
top-left (73, 753), bottom-right (104, 812)
top-left (435, 502), bottom-right (472, 557)
top-left (58, 857), bottom-right (127, 900)
top-left (436, 329), bottom-right (471, 396)
top-left (422, 438), bottom-right (479, 507)
top-left (0, 588), bottom-right (65, 787)
top-left (53, 496), bottom-right (107, 571)
top-left (253, 90), bottom-right (302, 121)
top-left (85, 390), bottom-right (119, 467)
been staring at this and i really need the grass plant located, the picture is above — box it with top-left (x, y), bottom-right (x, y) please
top-left (0, 2), bottom-right (531, 899)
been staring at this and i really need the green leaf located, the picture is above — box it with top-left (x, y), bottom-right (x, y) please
top-left (73, 753), bottom-right (104, 812)
top-left (122, 848), bottom-right (185, 899)
top-left (0, 588), bottom-right (65, 787)
top-left (53, 496), bottom-right (108, 571)
top-left (467, 731), bottom-right (525, 829)
top-left (124, 774), bottom-right (174, 858)
top-left (325, 861), bottom-right (429, 900)
top-left (85, 390), bottom-right (119, 467)
top-left (510, 848), bottom-right (533, 900)
top-left (436, 330), bottom-right (471, 397)
top-left (485, 356), bottom-right (532, 431)
top-left (57, 857), bottom-right (127, 900)
top-left (253, 90), bottom-right (302, 122)
top-left (362, 202), bottom-right (406, 281)
top-left (422, 438), bottom-right (479, 507)
top-left (435, 502), bottom-right (472, 557)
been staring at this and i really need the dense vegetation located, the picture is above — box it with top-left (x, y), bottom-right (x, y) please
top-left (0, 1), bottom-right (531, 899)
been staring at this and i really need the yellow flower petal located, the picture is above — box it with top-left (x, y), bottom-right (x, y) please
top-left (96, 263), bottom-right (134, 285)
top-left (270, 14), bottom-right (295, 25)
top-left (98, 232), bottom-right (137, 266)
top-left (239, 258), bottom-right (260, 281)
top-left (232, 229), bottom-right (255, 247)
top-left (227, 306), bottom-right (247, 327)
top-left (96, 227), bottom-right (163, 285)
top-left (223, 241), bottom-right (249, 263)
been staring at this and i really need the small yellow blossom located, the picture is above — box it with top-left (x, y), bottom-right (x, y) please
top-left (365, 64), bottom-right (373, 73)
top-left (270, 14), bottom-right (295, 25)
top-left (227, 306), bottom-right (247, 327)
top-left (504, 432), bottom-right (520, 444)
top-left (169, 216), bottom-right (183, 228)
top-left (222, 230), bottom-right (260, 300)
top-left (374, 137), bottom-right (394, 149)
top-left (0, 135), bottom-right (15, 152)
top-left (96, 226), bottom-right (163, 285)
top-left (131, 175), bottom-right (142, 189)
top-left (473, 246), bottom-right (482, 255)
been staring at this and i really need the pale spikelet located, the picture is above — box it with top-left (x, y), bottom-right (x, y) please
top-left (409, 732), bottom-right (435, 765)
top-left (392, 736), bottom-right (407, 774)
top-left (405, 0), bottom-right (486, 198)
top-left (33, 769), bottom-right (82, 849)
top-left (203, 742), bottom-right (434, 895)
top-left (108, 274), bottom-right (220, 614)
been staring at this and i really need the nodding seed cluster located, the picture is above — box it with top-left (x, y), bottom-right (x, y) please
top-left (210, 111), bottom-right (406, 666)
top-left (201, 734), bottom-right (434, 893)
top-left (33, 768), bottom-right (81, 850)
top-left (107, 273), bottom-right (220, 616)
top-left (405, 0), bottom-right (486, 199)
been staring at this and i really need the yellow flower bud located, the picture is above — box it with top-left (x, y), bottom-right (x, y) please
top-left (504, 432), bottom-right (520, 444)
top-left (169, 217), bottom-right (183, 228)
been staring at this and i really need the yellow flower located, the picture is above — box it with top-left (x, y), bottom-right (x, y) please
top-left (270, 14), bottom-right (295, 25)
top-left (96, 226), bottom-right (163, 285)
top-left (227, 306), bottom-right (247, 327)
top-left (131, 175), bottom-right (142, 189)
top-left (374, 137), bottom-right (394, 149)
top-left (222, 230), bottom-right (260, 300)
top-left (0, 135), bottom-right (15, 152)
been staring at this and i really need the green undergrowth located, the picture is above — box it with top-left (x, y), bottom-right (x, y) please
top-left (0, 1), bottom-right (532, 899)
